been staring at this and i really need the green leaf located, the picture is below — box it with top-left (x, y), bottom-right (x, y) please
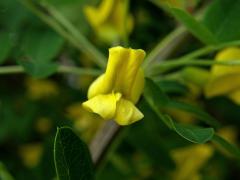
top-left (203, 0), bottom-right (240, 42)
top-left (0, 0), bottom-right (29, 31)
top-left (21, 29), bottom-right (64, 63)
top-left (0, 32), bottom-right (12, 64)
top-left (167, 100), bottom-right (220, 128)
top-left (174, 124), bottom-right (214, 143)
top-left (156, 80), bottom-right (189, 95)
top-left (0, 162), bottom-right (14, 180)
top-left (144, 78), bottom-right (170, 108)
top-left (144, 78), bottom-right (215, 144)
top-left (0, 100), bottom-right (37, 142)
top-left (18, 60), bottom-right (58, 78)
top-left (169, 7), bottom-right (217, 45)
top-left (18, 29), bottom-right (64, 78)
top-left (212, 134), bottom-right (240, 158)
top-left (162, 115), bottom-right (214, 144)
top-left (144, 78), bottom-right (219, 128)
top-left (54, 127), bottom-right (94, 180)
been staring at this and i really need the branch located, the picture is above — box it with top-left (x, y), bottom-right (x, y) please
top-left (90, 121), bottom-right (121, 166)
top-left (0, 65), bottom-right (102, 76)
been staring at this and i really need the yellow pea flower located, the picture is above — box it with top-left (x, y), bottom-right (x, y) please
top-left (205, 47), bottom-right (240, 104)
top-left (171, 144), bottom-right (213, 180)
top-left (35, 117), bottom-right (53, 135)
top-left (82, 46), bottom-right (146, 125)
top-left (216, 126), bottom-right (238, 157)
top-left (18, 143), bottom-right (43, 168)
top-left (84, 0), bottom-right (133, 43)
top-left (25, 78), bottom-right (59, 100)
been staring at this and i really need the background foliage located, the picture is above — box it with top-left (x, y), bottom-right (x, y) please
top-left (1, 0), bottom-right (240, 179)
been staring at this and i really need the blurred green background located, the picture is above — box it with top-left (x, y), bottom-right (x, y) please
top-left (1, 0), bottom-right (240, 179)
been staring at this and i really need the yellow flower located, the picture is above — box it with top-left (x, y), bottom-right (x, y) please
top-left (205, 47), bottom-right (240, 104)
top-left (18, 143), bottom-right (43, 168)
top-left (84, 0), bottom-right (133, 43)
top-left (82, 46), bottom-right (145, 125)
top-left (35, 117), bottom-right (52, 134)
top-left (171, 144), bottom-right (213, 180)
top-left (25, 78), bottom-right (59, 100)
top-left (216, 126), bottom-right (238, 157)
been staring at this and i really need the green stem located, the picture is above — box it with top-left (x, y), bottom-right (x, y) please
top-left (150, 59), bottom-right (240, 76)
top-left (0, 65), bottom-right (102, 76)
top-left (180, 40), bottom-right (240, 60)
top-left (144, 0), bottom-right (206, 70)
top-left (152, 71), bottom-right (181, 82)
top-left (0, 66), bottom-right (24, 74)
top-left (43, 2), bottom-right (106, 68)
top-left (122, 0), bottom-right (130, 47)
top-left (58, 66), bottom-right (102, 76)
top-left (20, 0), bottom-right (76, 44)
top-left (143, 27), bottom-right (186, 69)
top-left (161, 59), bottom-right (240, 67)
top-left (20, 0), bottom-right (106, 68)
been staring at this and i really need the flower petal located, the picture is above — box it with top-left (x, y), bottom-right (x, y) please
top-left (87, 74), bottom-right (105, 99)
top-left (205, 47), bottom-right (240, 97)
top-left (83, 93), bottom-right (121, 120)
top-left (128, 69), bottom-right (145, 104)
top-left (110, 47), bottom-right (145, 100)
top-left (120, 49), bottom-right (145, 100)
top-left (84, 0), bottom-right (114, 27)
top-left (205, 74), bottom-right (240, 97)
top-left (114, 98), bottom-right (144, 125)
top-left (105, 46), bottom-right (129, 92)
top-left (171, 144), bottom-right (213, 180)
top-left (87, 47), bottom-right (146, 102)
top-left (228, 90), bottom-right (240, 105)
top-left (111, 0), bottom-right (133, 36)
top-left (213, 47), bottom-right (240, 77)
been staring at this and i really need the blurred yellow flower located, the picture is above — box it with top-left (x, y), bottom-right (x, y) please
top-left (67, 102), bottom-right (103, 141)
top-left (18, 143), bottom-right (43, 168)
top-left (84, 0), bottom-right (133, 43)
top-left (26, 78), bottom-right (59, 100)
top-left (171, 144), bottom-right (213, 180)
top-left (216, 126), bottom-right (238, 157)
top-left (218, 126), bottom-right (237, 144)
top-left (83, 46), bottom-right (145, 125)
top-left (132, 152), bottom-right (153, 178)
top-left (35, 117), bottom-right (52, 134)
top-left (171, 127), bottom-right (237, 180)
top-left (205, 47), bottom-right (240, 105)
